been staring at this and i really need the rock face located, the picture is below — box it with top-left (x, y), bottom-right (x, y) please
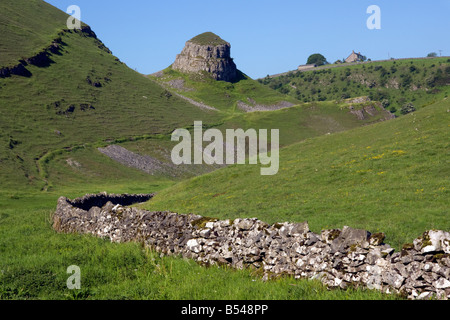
top-left (172, 32), bottom-right (237, 82)
top-left (53, 192), bottom-right (450, 300)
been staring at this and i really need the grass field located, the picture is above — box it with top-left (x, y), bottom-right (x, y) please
top-left (0, 183), bottom-right (401, 300)
top-left (143, 98), bottom-right (450, 250)
top-left (213, 100), bottom-right (392, 147)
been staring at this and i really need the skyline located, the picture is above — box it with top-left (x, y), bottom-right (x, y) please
top-left (45, 0), bottom-right (450, 79)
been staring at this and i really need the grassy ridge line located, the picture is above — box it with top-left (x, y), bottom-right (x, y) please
top-left (215, 100), bottom-right (393, 148)
top-left (260, 57), bottom-right (450, 116)
top-left (0, 0), bottom-right (71, 66)
top-left (143, 98), bottom-right (450, 249)
top-left (189, 32), bottom-right (229, 46)
top-left (263, 56), bottom-right (450, 79)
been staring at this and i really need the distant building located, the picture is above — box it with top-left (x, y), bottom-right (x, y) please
top-left (297, 64), bottom-right (317, 71)
top-left (345, 51), bottom-right (365, 63)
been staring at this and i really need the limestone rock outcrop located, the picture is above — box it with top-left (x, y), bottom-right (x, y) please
top-left (172, 32), bottom-right (237, 82)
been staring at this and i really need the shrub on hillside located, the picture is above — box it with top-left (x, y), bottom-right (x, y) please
top-left (381, 99), bottom-right (390, 108)
top-left (279, 87), bottom-right (290, 95)
top-left (426, 75), bottom-right (437, 87)
top-left (400, 103), bottom-right (416, 115)
top-left (400, 74), bottom-right (412, 88)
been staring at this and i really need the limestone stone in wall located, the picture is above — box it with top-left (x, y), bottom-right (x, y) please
top-left (53, 192), bottom-right (450, 300)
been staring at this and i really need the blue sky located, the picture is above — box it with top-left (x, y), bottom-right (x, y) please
top-left (45, 0), bottom-right (450, 79)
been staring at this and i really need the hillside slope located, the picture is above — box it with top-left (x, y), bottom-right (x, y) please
top-left (0, 0), bottom-right (221, 190)
top-left (150, 66), bottom-right (300, 114)
top-left (0, 1), bottom-right (397, 192)
top-left (143, 98), bottom-right (450, 249)
top-left (261, 58), bottom-right (450, 116)
top-left (0, 0), bottom-right (69, 67)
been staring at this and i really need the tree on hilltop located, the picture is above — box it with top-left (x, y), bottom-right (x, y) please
top-left (307, 53), bottom-right (328, 66)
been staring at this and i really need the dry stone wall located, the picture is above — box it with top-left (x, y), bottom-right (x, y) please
top-left (53, 192), bottom-right (450, 300)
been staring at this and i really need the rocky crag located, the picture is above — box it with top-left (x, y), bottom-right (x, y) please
top-left (53, 192), bottom-right (450, 300)
top-left (172, 32), bottom-right (237, 82)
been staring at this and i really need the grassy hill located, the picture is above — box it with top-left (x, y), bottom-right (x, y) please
top-left (0, 0), bottom-right (224, 191)
top-left (0, 0), bottom-right (387, 191)
top-left (189, 32), bottom-right (229, 46)
top-left (0, 0), bottom-right (447, 301)
top-left (149, 67), bottom-right (300, 114)
top-left (143, 98), bottom-right (450, 250)
top-left (212, 99), bottom-right (393, 147)
top-left (260, 58), bottom-right (450, 116)
top-left (0, 0), bottom-right (69, 67)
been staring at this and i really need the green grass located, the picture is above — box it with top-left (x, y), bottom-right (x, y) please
top-left (189, 32), bottom-right (229, 46)
top-left (43, 137), bottom-right (224, 192)
top-left (0, 186), bottom-right (400, 300)
top-left (261, 58), bottom-right (450, 115)
top-left (143, 98), bottom-right (450, 250)
top-left (0, 0), bottom-right (70, 67)
top-left (150, 67), bottom-right (300, 114)
top-left (215, 101), bottom-right (392, 147)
